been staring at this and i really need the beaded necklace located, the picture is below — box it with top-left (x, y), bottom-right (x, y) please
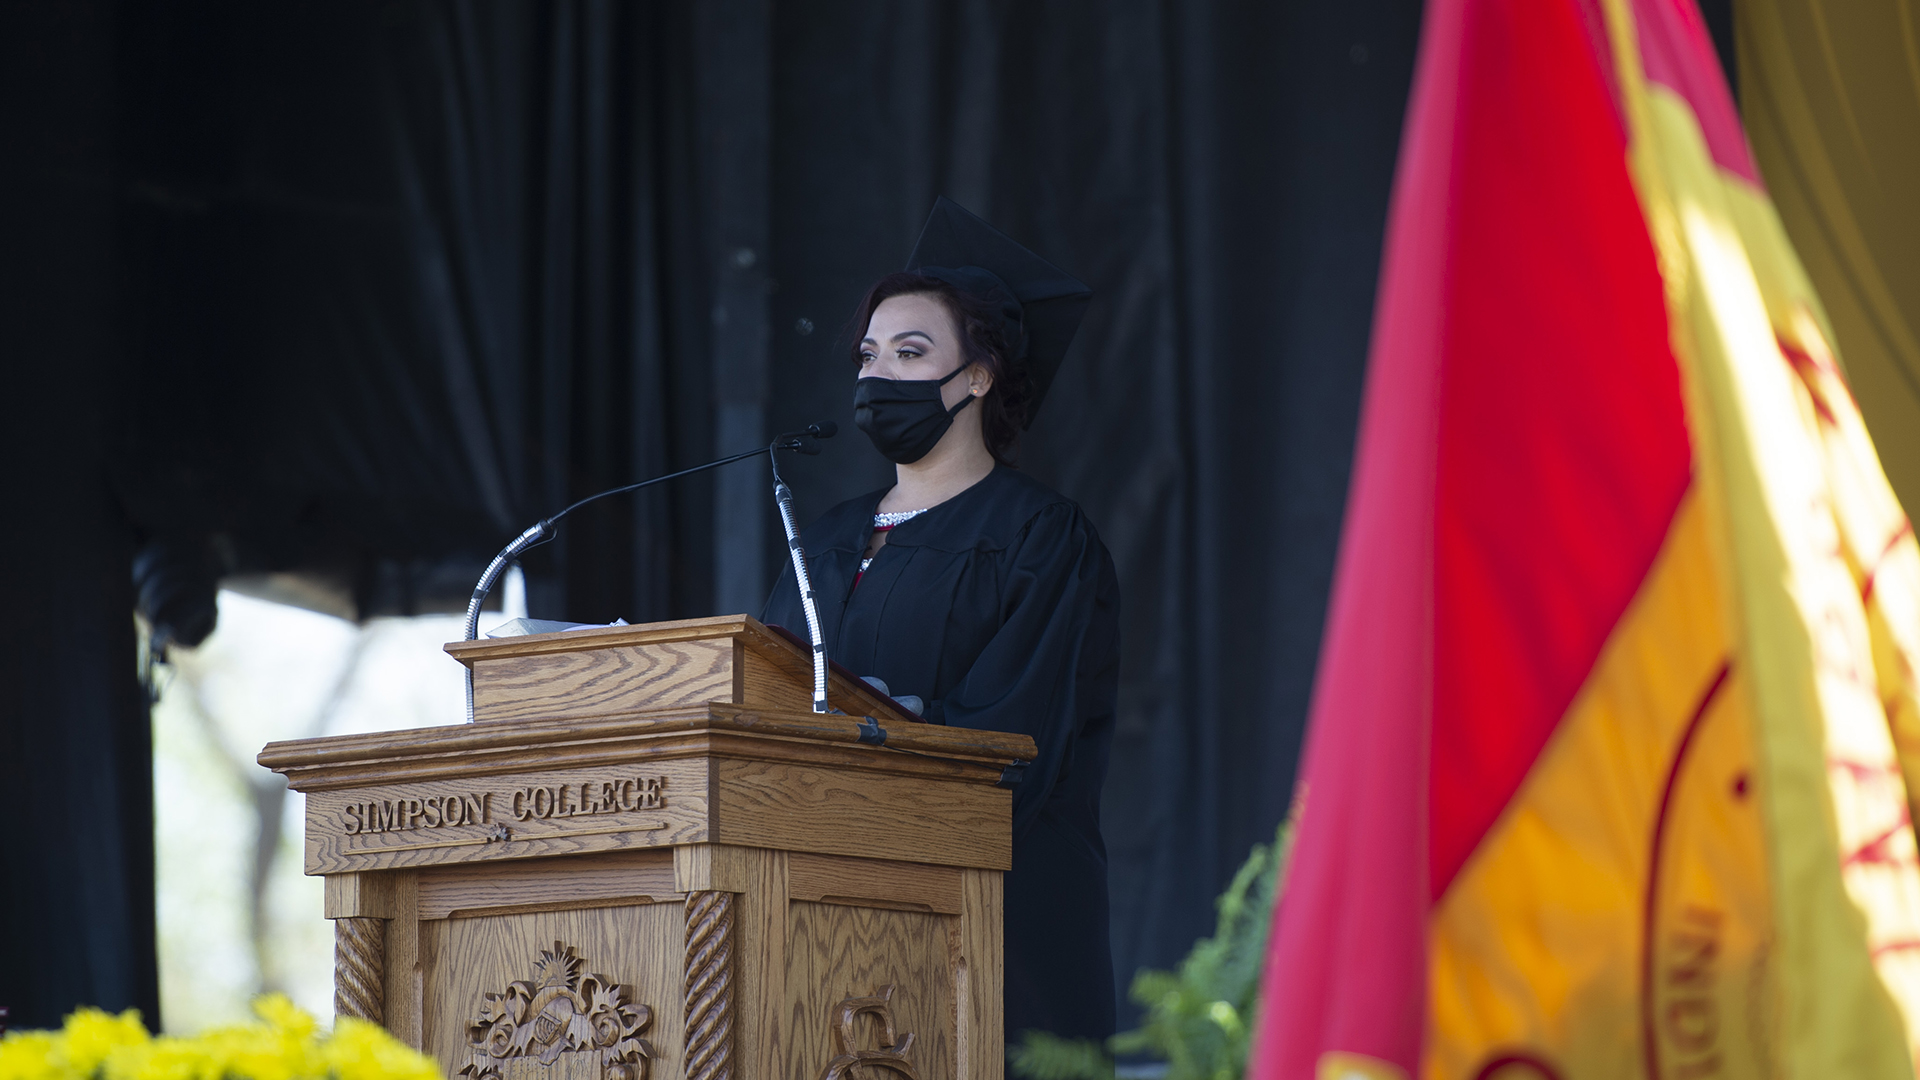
top-left (860, 508), bottom-right (929, 572)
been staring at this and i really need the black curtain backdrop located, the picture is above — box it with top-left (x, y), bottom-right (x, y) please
top-left (753, 0), bottom-right (1425, 1010)
top-left (0, 0), bottom-right (1451, 1030)
top-left (1, 0), bottom-right (158, 1030)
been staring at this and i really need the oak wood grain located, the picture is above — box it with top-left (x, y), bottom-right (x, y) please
top-left (787, 853), bottom-right (965, 915)
top-left (302, 759), bottom-right (709, 875)
top-left (783, 902), bottom-right (954, 1080)
top-left (443, 614), bottom-right (917, 722)
top-left (955, 868), bottom-right (1004, 1080)
top-left (673, 842), bottom-right (754, 895)
top-left (262, 703), bottom-right (1033, 793)
top-left (382, 870), bottom-right (421, 1046)
top-left (739, 648), bottom-right (805, 711)
top-left (728, 619), bottom-right (914, 720)
top-left (730, 847), bottom-right (789, 1080)
top-left (444, 614), bottom-right (759, 663)
top-left (302, 754), bottom-right (1009, 876)
top-left (472, 638), bottom-right (736, 722)
top-left (276, 613), bottom-right (1019, 1079)
top-left (421, 906), bottom-right (684, 1080)
top-left (325, 871), bottom-right (395, 919)
top-left (713, 759), bottom-right (1013, 870)
top-left (416, 850), bottom-right (679, 921)
top-left (276, 726), bottom-right (1011, 793)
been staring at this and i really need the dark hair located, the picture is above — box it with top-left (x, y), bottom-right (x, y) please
top-left (847, 271), bottom-right (1032, 466)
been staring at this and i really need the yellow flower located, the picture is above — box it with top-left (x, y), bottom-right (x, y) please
top-left (250, 996), bottom-right (314, 1045)
top-left (0, 1008), bottom-right (148, 1080)
top-left (60, 1009), bottom-right (150, 1079)
top-left (105, 1035), bottom-right (208, 1080)
top-left (16, 999), bottom-right (440, 1080)
top-left (322, 1019), bottom-right (440, 1080)
top-left (0, 1030), bottom-right (62, 1080)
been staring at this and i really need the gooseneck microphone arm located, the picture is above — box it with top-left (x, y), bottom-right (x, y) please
top-left (769, 421), bottom-right (837, 713)
top-left (461, 423), bottom-right (835, 722)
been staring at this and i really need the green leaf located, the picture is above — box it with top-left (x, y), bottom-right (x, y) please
top-left (1009, 818), bottom-right (1297, 1080)
top-left (1009, 1031), bottom-right (1115, 1080)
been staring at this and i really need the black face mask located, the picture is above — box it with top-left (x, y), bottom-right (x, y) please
top-left (853, 365), bottom-right (976, 464)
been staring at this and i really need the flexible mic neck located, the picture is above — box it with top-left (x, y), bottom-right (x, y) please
top-left (461, 426), bottom-right (833, 722)
top-left (769, 428), bottom-right (832, 713)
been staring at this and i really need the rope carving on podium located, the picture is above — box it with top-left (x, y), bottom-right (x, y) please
top-left (333, 917), bottom-right (385, 1025)
top-left (684, 891), bottom-right (737, 1080)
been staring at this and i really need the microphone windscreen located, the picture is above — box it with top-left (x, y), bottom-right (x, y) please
top-left (808, 421), bottom-right (838, 439)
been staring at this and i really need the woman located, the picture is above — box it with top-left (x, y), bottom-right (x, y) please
top-left (762, 199), bottom-right (1121, 1044)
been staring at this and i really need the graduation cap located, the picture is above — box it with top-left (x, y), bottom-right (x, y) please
top-left (905, 197), bottom-right (1092, 427)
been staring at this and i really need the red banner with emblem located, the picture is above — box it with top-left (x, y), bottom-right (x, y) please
top-left (1251, 1), bottom-right (1920, 1077)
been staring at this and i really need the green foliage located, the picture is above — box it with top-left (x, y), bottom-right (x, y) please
top-left (1011, 820), bottom-right (1295, 1080)
top-left (1008, 1031), bottom-right (1118, 1080)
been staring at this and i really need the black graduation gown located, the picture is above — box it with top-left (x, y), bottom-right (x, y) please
top-left (762, 465), bottom-right (1121, 1042)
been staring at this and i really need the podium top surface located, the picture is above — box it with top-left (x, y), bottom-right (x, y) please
top-left (444, 613), bottom-right (785, 662)
top-left (445, 613), bottom-right (925, 725)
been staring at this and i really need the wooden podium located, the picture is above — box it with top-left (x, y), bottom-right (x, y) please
top-left (259, 615), bottom-right (1035, 1080)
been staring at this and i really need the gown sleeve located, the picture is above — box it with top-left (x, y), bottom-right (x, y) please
top-left (941, 501), bottom-right (1120, 838)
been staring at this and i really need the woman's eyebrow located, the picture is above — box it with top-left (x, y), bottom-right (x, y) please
top-left (890, 329), bottom-right (936, 344)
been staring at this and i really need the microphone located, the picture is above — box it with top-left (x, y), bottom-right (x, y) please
top-left (769, 423), bottom-right (836, 712)
top-left (787, 422), bottom-right (837, 456)
top-left (460, 423), bottom-right (837, 722)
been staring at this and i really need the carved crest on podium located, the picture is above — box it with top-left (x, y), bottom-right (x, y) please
top-left (817, 984), bottom-right (919, 1080)
top-left (460, 942), bottom-right (655, 1080)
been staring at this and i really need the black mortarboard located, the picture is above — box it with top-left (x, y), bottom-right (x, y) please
top-left (905, 197), bottom-right (1092, 427)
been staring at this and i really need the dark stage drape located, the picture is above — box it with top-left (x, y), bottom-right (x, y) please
top-left (1, 0), bottom-right (158, 1030)
top-left (758, 0), bottom-right (1426, 1010)
top-left (0, 0), bottom-right (1447, 1029)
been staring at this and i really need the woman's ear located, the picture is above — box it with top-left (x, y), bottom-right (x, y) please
top-left (970, 364), bottom-right (995, 397)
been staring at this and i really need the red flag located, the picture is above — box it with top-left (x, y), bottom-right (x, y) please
top-left (1252, 0), bottom-right (1920, 1076)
